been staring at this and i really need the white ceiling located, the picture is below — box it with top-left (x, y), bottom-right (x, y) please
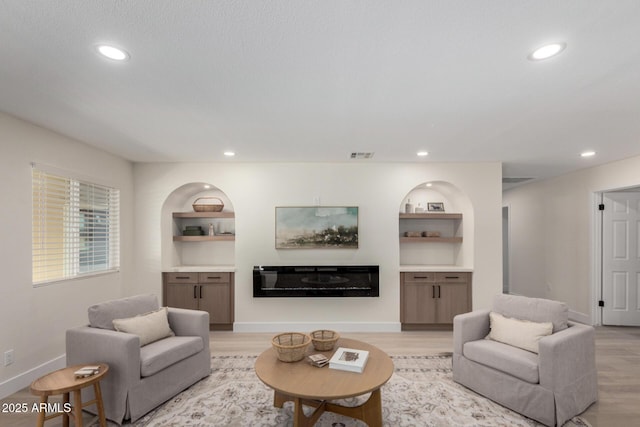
top-left (1, 1), bottom-right (640, 188)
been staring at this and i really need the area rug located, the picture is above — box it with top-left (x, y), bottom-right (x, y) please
top-left (133, 354), bottom-right (591, 427)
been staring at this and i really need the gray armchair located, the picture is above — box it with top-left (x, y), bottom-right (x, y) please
top-left (66, 294), bottom-right (211, 425)
top-left (453, 294), bottom-right (597, 426)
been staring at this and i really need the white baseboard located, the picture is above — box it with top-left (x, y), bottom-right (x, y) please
top-left (0, 354), bottom-right (66, 400)
top-left (233, 322), bottom-right (402, 333)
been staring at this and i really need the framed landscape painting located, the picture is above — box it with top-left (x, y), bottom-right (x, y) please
top-left (275, 206), bottom-right (358, 249)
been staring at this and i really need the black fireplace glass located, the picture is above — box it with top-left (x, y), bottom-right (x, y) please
top-left (253, 265), bottom-right (379, 297)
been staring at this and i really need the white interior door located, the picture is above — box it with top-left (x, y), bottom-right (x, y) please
top-left (602, 191), bottom-right (640, 326)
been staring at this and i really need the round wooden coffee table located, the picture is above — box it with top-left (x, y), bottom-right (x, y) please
top-left (255, 338), bottom-right (393, 427)
top-left (30, 363), bottom-right (109, 427)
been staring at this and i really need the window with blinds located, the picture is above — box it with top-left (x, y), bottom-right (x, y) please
top-left (32, 167), bottom-right (120, 285)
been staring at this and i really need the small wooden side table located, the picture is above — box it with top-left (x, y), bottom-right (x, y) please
top-left (30, 363), bottom-right (109, 427)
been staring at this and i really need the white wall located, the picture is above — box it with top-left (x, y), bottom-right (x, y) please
top-left (503, 154), bottom-right (640, 322)
top-left (132, 161), bottom-right (503, 331)
top-left (0, 112), bottom-right (134, 396)
top-left (0, 113), bottom-right (501, 396)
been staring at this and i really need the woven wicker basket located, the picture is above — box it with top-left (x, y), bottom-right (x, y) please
top-left (310, 329), bottom-right (340, 351)
top-left (192, 196), bottom-right (224, 212)
top-left (272, 332), bottom-right (311, 362)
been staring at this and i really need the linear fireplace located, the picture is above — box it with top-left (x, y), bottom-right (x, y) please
top-left (253, 265), bottom-right (379, 297)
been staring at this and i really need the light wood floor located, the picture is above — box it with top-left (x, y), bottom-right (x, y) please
top-left (1, 327), bottom-right (637, 426)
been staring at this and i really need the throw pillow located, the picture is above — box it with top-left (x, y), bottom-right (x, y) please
top-left (487, 311), bottom-right (553, 353)
top-left (113, 307), bottom-right (175, 346)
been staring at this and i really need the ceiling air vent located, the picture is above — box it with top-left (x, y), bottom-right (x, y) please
top-left (350, 152), bottom-right (375, 159)
top-left (502, 177), bottom-right (535, 184)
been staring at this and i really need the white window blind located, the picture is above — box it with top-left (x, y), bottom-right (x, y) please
top-left (32, 167), bottom-right (120, 285)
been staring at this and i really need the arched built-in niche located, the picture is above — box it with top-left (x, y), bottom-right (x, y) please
top-left (161, 182), bottom-right (235, 270)
top-left (399, 180), bottom-right (474, 268)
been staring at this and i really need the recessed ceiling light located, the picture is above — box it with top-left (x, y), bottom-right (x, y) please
top-left (426, 183), bottom-right (433, 187)
top-left (528, 43), bottom-right (566, 61)
top-left (581, 151), bottom-right (596, 158)
top-left (223, 151), bottom-right (236, 157)
top-left (417, 151), bottom-right (429, 157)
top-left (96, 45), bottom-right (129, 61)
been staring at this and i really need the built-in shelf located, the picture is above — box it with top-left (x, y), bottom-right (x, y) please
top-left (400, 236), bottom-right (463, 243)
top-left (173, 235), bottom-right (235, 242)
top-left (173, 211), bottom-right (235, 242)
top-left (399, 213), bottom-right (462, 220)
top-left (173, 212), bottom-right (235, 219)
top-left (399, 212), bottom-right (463, 244)
top-left (164, 187), bottom-right (236, 273)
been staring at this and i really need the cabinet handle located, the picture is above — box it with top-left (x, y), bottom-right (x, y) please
top-left (432, 285), bottom-right (435, 299)
top-left (437, 285), bottom-right (441, 299)
top-left (414, 276), bottom-right (429, 279)
top-left (176, 276), bottom-right (191, 280)
top-left (445, 276), bottom-right (459, 279)
top-left (199, 285), bottom-right (203, 299)
top-left (193, 285), bottom-right (197, 299)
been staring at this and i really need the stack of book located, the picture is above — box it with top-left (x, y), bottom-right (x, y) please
top-left (307, 354), bottom-right (329, 368)
top-left (183, 226), bottom-right (204, 236)
top-left (74, 366), bottom-right (100, 378)
top-left (329, 347), bottom-right (369, 373)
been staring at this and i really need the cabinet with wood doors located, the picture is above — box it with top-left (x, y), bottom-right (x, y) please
top-left (162, 271), bottom-right (234, 331)
top-left (400, 271), bottom-right (471, 330)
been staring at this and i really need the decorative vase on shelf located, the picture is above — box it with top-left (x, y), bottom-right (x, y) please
top-left (405, 199), bottom-right (414, 214)
top-left (415, 203), bottom-right (424, 213)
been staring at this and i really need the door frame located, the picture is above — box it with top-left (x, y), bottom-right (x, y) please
top-left (592, 192), bottom-right (603, 326)
top-left (502, 205), bottom-right (511, 294)
top-left (592, 185), bottom-right (640, 326)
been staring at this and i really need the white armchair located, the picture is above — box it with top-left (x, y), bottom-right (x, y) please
top-left (453, 294), bottom-right (597, 426)
top-left (66, 294), bottom-right (211, 424)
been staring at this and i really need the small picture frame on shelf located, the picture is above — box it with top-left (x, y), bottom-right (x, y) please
top-left (427, 202), bottom-right (445, 212)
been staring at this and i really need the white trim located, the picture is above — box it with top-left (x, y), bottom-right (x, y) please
top-left (591, 191), bottom-right (604, 326)
top-left (502, 204), bottom-right (512, 294)
top-left (233, 322), bottom-right (402, 333)
top-left (0, 354), bottom-right (65, 400)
